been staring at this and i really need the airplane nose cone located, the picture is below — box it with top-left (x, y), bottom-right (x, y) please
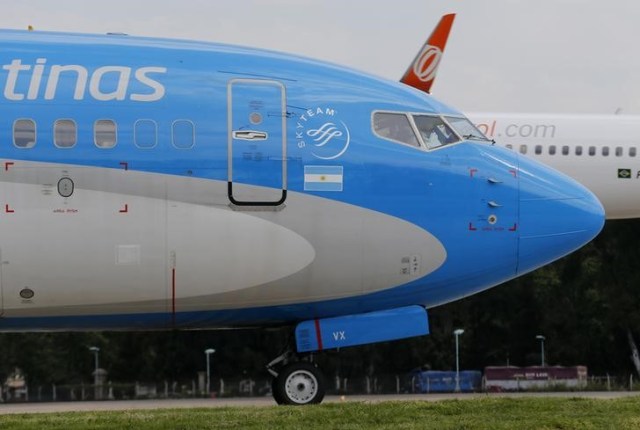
top-left (517, 158), bottom-right (605, 275)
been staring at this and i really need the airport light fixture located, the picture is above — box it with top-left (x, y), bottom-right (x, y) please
top-left (536, 335), bottom-right (546, 366)
top-left (453, 329), bottom-right (464, 393)
top-left (205, 348), bottom-right (216, 395)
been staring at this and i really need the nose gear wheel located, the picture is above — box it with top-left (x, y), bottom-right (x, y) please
top-left (273, 362), bottom-right (325, 405)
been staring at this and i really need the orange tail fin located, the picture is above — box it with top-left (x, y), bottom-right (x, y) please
top-left (401, 13), bottom-right (456, 94)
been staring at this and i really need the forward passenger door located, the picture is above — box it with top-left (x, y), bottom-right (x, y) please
top-left (227, 79), bottom-right (287, 206)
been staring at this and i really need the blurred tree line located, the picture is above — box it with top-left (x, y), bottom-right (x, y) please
top-left (1, 219), bottom-right (640, 386)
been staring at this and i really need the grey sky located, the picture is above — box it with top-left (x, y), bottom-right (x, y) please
top-left (0, 0), bottom-right (638, 114)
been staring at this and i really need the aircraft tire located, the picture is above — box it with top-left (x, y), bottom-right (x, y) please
top-left (271, 377), bottom-right (286, 405)
top-left (275, 362), bottom-right (326, 405)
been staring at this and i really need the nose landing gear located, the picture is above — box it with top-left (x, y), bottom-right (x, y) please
top-left (267, 306), bottom-right (430, 405)
top-left (267, 351), bottom-right (326, 405)
top-left (274, 362), bottom-right (325, 405)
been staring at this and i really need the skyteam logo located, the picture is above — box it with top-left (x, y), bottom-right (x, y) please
top-left (307, 123), bottom-right (343, 147)
top-left (296, 106), bottom-right (351, 160)
top-left (413, 44), bottom-right (442, 83)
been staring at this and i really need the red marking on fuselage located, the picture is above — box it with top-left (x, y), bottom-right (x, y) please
top-left (5, 204), bottom-right (14, 213)
top-left (5, 162), bottom-right (14, 171)
top-left (314, 319), bottom-right (324, 351)
top-left (509, 169), bottom-right (517, 178)
top-left (119, 204), bottom-right (128, 213)
top-left (468, 222), bottom-right (477, 231)
top-left (469, 168), bottom-right (478, 178)
top-left (509, 224), bottom-right (518, 232)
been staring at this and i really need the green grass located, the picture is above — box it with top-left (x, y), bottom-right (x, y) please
top-left (2, 397), bottom-right (640, 430)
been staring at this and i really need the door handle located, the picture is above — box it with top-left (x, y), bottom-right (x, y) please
top-left (233, 130), bottom-right (268, 141)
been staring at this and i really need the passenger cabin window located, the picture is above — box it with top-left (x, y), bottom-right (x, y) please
top-left (589, 146), bottom-right (596, 156)
top-left (135, 119), bottom-right (158, 149)
top-left (172, 120), bottom-right (195, 149)
top-left (602, 146), bottom-right (609, 156)
top-left (519, 145), bottom-right (527, 154)
top-left (535, 145), bottom-right (542, 155)
top-left (94, 120), bottom-right (117, 148)
top-left (562, 146), bottom-right (569, 155)
top-left (13, 119), bottom-right (36, 148)
top-left (373, 112), bottom-right (421, 148)
top-left (413, 115), bottom-right (458, 149)
top-left (631, 147), bottom-right (637, 157)
top-left (54, 119), bottom-right (77, 148)
top-left (549, 145), bottom-right (556, 155)
top-left (615, 146), bottom-right (623, 157)
top-left (575, 146), bottom-right (583, 156)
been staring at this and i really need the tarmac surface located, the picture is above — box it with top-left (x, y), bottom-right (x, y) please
top-left (0, 391), bottom-right (639, 414)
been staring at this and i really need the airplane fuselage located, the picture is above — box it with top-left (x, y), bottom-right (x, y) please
top-left (0, 30), bottom-right (604, 332)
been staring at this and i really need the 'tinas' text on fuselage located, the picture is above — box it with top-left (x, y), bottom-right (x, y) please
top-left (2, 58), bottom-right (166, 102)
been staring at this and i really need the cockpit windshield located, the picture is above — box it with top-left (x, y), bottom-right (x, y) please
top-left (373, 112), bottom-right (421, 148)
top-left (372, 111), bottom-right (491, 151)
top-left (444, 116), bottom-right (491, 142)
top-left (412, 115), bottom-right (459, 149)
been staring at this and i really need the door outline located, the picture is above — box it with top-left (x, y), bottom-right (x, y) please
top-left (227, 79), bottom-right (287, 206)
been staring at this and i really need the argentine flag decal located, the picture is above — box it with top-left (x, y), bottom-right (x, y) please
top-left (304, 166), bottom-right (343, 192)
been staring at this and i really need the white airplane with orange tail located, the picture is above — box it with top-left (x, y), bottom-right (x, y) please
top-left (404, 14), bottom-right (640, 220)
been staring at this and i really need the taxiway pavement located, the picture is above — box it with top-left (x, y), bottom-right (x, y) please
top-left (1, 391), bottom-right (639, 414)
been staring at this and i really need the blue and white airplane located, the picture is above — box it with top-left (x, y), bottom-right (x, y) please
top-left (0, 28), bottom-right (603, 404)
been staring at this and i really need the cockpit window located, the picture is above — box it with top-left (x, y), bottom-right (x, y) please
top-left (444, 116), bottom-right (491, 142)
top-left (412, 115), bottom-right (458, 149)
top-left (373, 112), bottom-right (421, 148)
